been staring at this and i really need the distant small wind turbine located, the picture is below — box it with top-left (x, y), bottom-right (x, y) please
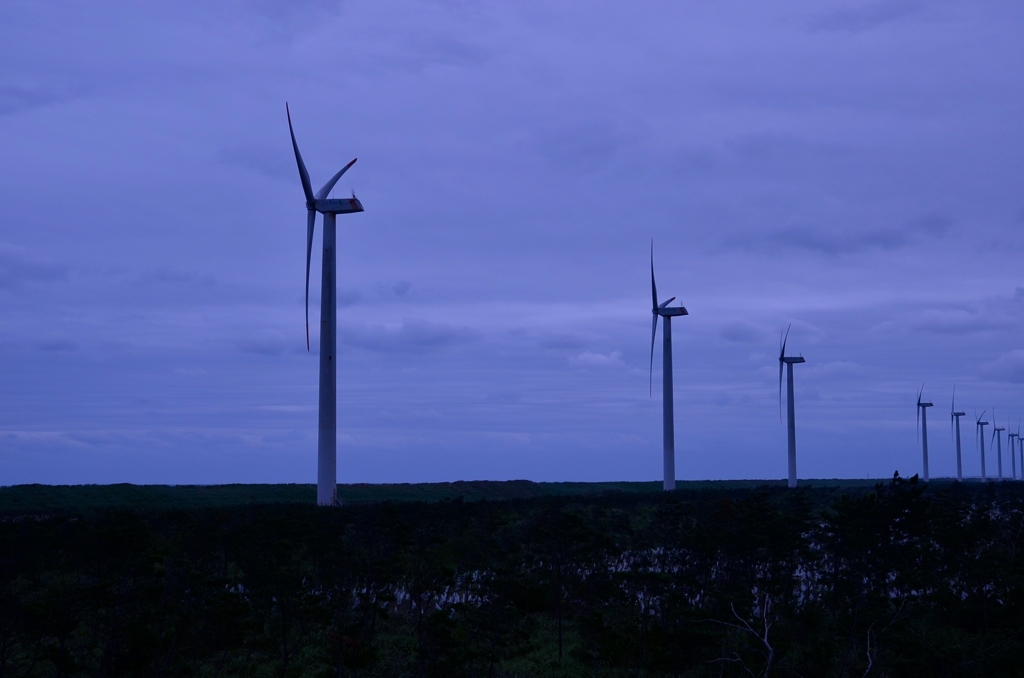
top-left (649, 241), bottom-right (688, 491)
top-left (1018, 431), bottom-right (1023, 481)
top-left (779, 325), bottom-right (806, 489)
top-left (287, 104), bottom-right (364, 506)
top-left (1008, 427), bottom-right (1018, 480)
top-left (1012, 429), bottom-right (1021, 481)
top-left (916, 386), bottom-right (933, 482)
top-left (950, 387), bottom-right (965, 483)
top-left (992, 410), bottom-right (1005, 481)
top-left (976, 410), bottom-right (989, 481)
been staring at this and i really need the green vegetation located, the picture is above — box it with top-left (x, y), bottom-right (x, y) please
top-left (1, 476), bottom-right (1020, 676)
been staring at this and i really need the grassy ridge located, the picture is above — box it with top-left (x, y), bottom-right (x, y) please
top-left (0, 477), bottom-right (922, 512)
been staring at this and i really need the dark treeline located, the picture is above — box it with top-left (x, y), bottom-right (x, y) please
top-left (2, 476), bottom-right (1024, 677)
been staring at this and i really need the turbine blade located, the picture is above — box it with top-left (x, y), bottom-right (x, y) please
top-left (650, 240), bottom-right (658, 311)
top-left (951, 384), bottom-right (956, 415)
top-left (286, 103), bottom-right (315, 205)
top-left (305, 208), bottom-right (316, 351)
top-left (649, 315), bottom-right (658, 397)
top-left (778, 324), bottom-right (792, 423)
top-left (315, 158), bottom-right (358, 201)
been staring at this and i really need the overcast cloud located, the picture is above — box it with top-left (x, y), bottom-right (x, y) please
top-left (1, 0), bottom-right (1023, 484)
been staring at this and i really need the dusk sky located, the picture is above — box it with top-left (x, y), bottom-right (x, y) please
top-left (2, 0), bottom-right (1023, 485)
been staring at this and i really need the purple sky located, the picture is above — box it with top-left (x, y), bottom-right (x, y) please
top-left (2, 0), bottom-right (1023, 485)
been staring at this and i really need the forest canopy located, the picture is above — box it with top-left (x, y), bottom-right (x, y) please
top-left (2, 476), bottom-right (1023, 677)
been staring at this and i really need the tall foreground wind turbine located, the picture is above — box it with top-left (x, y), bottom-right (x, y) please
top-left (649, 242), bottom-right (688, 491)
top-left (976, 411), bottom-right (989, 481)
top-left (950, 388), bottom-right (965, 482)
top-left (287, 104), bottom-right (364, 506)
top-left (778, 325), bottom-right (805, 489)
top-left (916, 386), bottom-right (933, 482)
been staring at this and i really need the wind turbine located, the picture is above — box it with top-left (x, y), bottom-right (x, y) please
top-left (1008, 426), bottom-right (1018, 480)
top-left (976, 411), bottom-right (989, 481)
top-left (649, 241), bottom-right (688, 491)
top-left (1012, 430), bottom-right (1021, 481)
top-left (287, 104), bottom-right (364, 506)
top-left (992, 409), bottom-right (1005, 481)
top-left (1018, 431), bottom-right (1023, 481)
top-left (950, 387), bottom-right (965, 483)
top-left (916, 386), bottom-right (933, 482)
top-left (779, 325), bottom-right (806, 489)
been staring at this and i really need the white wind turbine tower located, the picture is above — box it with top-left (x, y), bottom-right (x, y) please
top-left (778, 325), bottom-right (806, 489)
top-left (992, 409), bottom-right (1005, 481)
top-left (649, 241), bottom-right (688, 491)
top-left (916, 386), bottom-right (933, 482)
top-left (287, 104), bottom-right (365, 506)
top-left (950, 387), bottom-right (965, 483)
top-left (976, 411), bottom-right (989, 481)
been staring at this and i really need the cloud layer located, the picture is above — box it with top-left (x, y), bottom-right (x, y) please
top-left (1, 0), bottom-right (1023, 485)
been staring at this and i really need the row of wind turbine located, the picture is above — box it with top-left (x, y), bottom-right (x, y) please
top-left (285, 111), bottom-right (814, 500)
top-left (650, 247), bottom-right (810, 490)
top-left (923, 386), bottom-right (1024, 483)
top-left (286, 108), bottom-right (1024, 499)
top-left (975, 407), bottom-right (1022, 482)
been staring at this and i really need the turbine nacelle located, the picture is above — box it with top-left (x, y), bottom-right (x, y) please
top-left (315, 197), bottom-right (364, 215)
top-left (916, 385), bottom-right (932, 409)
top-left (655, 306), bottom-right (688, 317)
top-left (777, 325), bottom-right (805, 364)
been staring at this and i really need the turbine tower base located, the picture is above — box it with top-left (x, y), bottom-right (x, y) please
top-left (317, 214), bottom-right (338, 506)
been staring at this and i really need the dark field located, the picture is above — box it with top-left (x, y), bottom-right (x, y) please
top-left (0, 478), bottom-right (895, 512)
top-left (1, 476), bottom-right (1022, 677)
